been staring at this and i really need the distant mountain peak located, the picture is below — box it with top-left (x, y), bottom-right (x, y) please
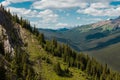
top-left (89, 16), bottom-right (120, 31)
top-left (38, 28), bottom-right (69, 33)
top-left (91, 20), bottom-right (111, 28)
top-left (57, 28), bottom-right (69, 31)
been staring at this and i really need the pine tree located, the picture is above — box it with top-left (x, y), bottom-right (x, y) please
top-left (0, 65), bottom-right (6, 80)
top-left (0, 41), bottom-right (4, 55)
top-left (38, 33), bottom-right (46, 45)
top-left (54, 62), bottom-right (62, 75)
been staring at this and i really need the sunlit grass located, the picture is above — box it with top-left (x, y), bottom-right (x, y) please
top-left (23, 29), bottom-right (89, 80)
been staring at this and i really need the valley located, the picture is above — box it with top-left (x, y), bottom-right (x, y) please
top-left (39, 17), bottom-right (120, 72)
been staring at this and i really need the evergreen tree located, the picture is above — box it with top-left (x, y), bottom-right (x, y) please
top-left (0, 41), bottom-right (4, 55)
top-left (54, 62), bottom-right (63, 76)
top-left (0, 65), bottom-right (6, 80)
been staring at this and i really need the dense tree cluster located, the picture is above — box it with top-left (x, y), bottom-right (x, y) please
top-left (10, 47), bottom-right (36, 80)
top-left (0, 42), bottom-right (6, 80)
top-left (39, 37), bottom-right (120, 79)
top-left (54, 62), bottom-right (72, 77)
top-left (0, 5), bottom-right (38, 80)
top-left (0, 41), bottom-right (4, 55)
top-left (12, 15), bottom-right (33, 33)
top-left (0, 4), bottom-right (38, 35)
top-left (0, 46), bottom-right (37, 80)
top-left (0, 65), bottom-right (6, 80)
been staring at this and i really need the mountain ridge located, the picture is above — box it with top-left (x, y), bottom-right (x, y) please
top-left (39, 16), bottom-right (120, 72)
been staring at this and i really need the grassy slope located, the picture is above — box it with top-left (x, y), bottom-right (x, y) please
top-left (39, 28), bottom-right (120, 72)
top-left (86, 42), bottom-right (120, 72)
top-left (24, 29), bottom-right (89, 80)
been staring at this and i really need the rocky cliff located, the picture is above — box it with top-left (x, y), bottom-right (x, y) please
top-left (0, 7), bottom-right (27, 57)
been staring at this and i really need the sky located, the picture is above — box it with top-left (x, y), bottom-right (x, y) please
top-left (0, 0), bottom-right (120, 29)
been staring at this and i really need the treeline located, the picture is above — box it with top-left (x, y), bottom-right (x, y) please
top-left (0, 4), bottom-right (39, 35)
top-left (54, 62), bottom-right (72, 77)
top-left (0, 41), bottom-right (4, 55)
top-left (38, 36), bottom-right (120, 80)
top-left (0, 44), bottom-right (37, 80)
top-left (11, 10), bottom-right (40, 36)
top-left (6, 48), bottom-right (37, 80)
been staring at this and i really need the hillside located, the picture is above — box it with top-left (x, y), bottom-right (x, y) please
top-left (39, 17), bottom-right (120, 51)
top-left (87, 42), bottom-right (120, 72)
top-left (0, 5), bottom-right (120, 80)
top-left (0, 6), bottom-right (89, 80)
top-left (39, 17), bottom-right (120, 72)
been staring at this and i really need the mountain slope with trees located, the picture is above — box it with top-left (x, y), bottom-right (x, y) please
top-left (39, 16), bottom-right (120, 72)
top-left (0, 5), bottom-right (120, 80)
top-left (39, 18), bottom-right (120, 51)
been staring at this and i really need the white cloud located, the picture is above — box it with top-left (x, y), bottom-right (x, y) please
top-left (76, 0), bottom-right (120, 17)
top-left (38, 9), bottom-right (58, 23)
top-left (1, 0), bottom-right (119, 29)
top-left (31, 0), bottom-right (119, 10)
top-left (6, 0), bottom-right (33, 3)
top-left (0, 0), bottom-right (33, 6)
top-left (31, 0), bottom-right (120, 17)
top-left (77, 3), bottom-right (120, 17)
top-left (78, 0), bottom-right (118, 3)
top-left (7, 7), bottom-right (27, 15)
top-left (77, 7), bottom-right (102, 16)
top-left (5, 7), bottom-right (60, 28)
top-left (90, 2), bottom-right (109, 9)
top-left (56, 23), bottom-right (68, 27)
top-left (32, 0), bottom-right (88, 9)
top-left (7, 7), bottom-right (38, 18)
top-left (0, 1), bottom-right (11, 6)
top-left (79, 18), bottom-right (103, 25)
top-left (89, 18), bottom-right (103, 23)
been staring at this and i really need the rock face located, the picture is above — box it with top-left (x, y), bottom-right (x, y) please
top-left (0, 6), bottom-right (30, 80)
top-left (91, 17), bottom-right (120, 30)
top-left (0, 25), bottom-right (14, 57)
top-left (0, 23), bottom-right (26, 57)
top-left (0, 7), bottom-right (25, 57)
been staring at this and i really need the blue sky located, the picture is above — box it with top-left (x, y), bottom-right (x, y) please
top-left (0, 0), bottom-right (120, 29)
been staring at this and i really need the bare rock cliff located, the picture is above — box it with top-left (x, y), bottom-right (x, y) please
top-left (0, 7), bottom-right (25, 57)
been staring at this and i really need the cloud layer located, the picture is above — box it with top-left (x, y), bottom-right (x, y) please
top-left (77, 2), bottom-right (120, 16)
top-left (32, 0), bottom-right (88, 9)
top-left (0, 0), bottom-right (120, 29)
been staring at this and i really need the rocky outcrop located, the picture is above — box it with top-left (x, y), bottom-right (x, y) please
top-left (0, 25), bottom-right (14, 57)
top-left (0, 7), bottom-right (26, 57)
